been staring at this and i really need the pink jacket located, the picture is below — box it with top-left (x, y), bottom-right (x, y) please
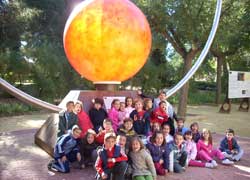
top-left (185, 140), bottom-right (197, 161)
top-left (118, 111), bottom-right (127, 125)
top-left (108, 107), bottom-right (119, 132)
top-left (196, 139), bottom-right (213, 154)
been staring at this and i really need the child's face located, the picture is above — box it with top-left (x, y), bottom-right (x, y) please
top-left (120, 103), bottom-right (126, 111)
top-left (162, 125), bottom-right (170, 135)
top-left (73, 129), bottom-right (81, 139)
top-left (155, 133), bottom-right (164, 146)
top-left (87, 134), bottom-right (95, 144)
top-left (74, 104), bottom-right (82, 113)
top-left (135, 102), bottom-right (143, 111)
top-left (159, 93), bottom-right (166, 101)
top-left (203, 131), bottom-right (210, 140)
top-left (184, 134), bottom-right (192, 141)
top-left (105, 137), bottom-right (116, 149)
top-left (132, 140), bottom-right (141, 152)
top-left (226, 132), bottom-right (234, 141)
top-left (124, 121), bottom-right (133, 130)
top-left (103, 122), bottom-right (112, 131)
top-left (159, 103), bottom-right (167, 111)
top-left (117, 136), bottom-right (126, 148)
top-left (113, 100), bottom-right (120, 110)
top-left (67, 103), bottom-right (74, 112)
top-left (146, 100), bottom-right (153, 109)
top-left (175, 134), bottom-right (184, 146)
top-left (152, 123), bottom-right (160, 132)
top-left (177, 120), bottom-right (184, 128)
top-left (126, 98), bottom-right (133, 107)
top-left (94, 103), bottom-right (101, 110)
top-left (191, 124), bottom-right (198, 132)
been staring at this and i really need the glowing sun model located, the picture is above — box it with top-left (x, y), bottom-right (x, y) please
top-left (63, 0), bottom-right (152, 84)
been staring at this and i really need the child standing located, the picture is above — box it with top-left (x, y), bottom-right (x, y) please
top-left (184, 131), bottom-right (214, 168)
top-left (190, 122), bottom-right (201, 143)
top-left (89, 98), bottom-right (108, 133)
top-left (79, 129), bottom-right (98, 169)
top-left (95, 133), bottom-right (128, 180)
top-left (48, 125), bottom-right (82, 173)
top-left (96, 118), bottom-right (114, 145)
top-left (143, 98), bottom-right (153, 116)
top-left (151, 101), bottom-right (168, 126)
top-left (125, 97), bottom-right (134, 118)
top-left (196, 129), bottom-right (234, 166)
top-left (74, 101), bottom-right (93, 138)
top-left (130, 99), bottom-right (150, 136)
top-left (146, 131), bottom-right (168, 176)
top-left (108, 99), bottom-right (120, 132)
top-left (175, 118), bottom-right (189, 135)
top-left (219, 128), bottom-right (244, 161)
top-left (118, 102), bottom-right (127, 126)
top-left (58, 101), bottom-right (78, 137)
top-left (129, 137), bottom-right (157, 180)
top-left (166, 132), bottom-right (188, 173)
top-left (162, 123), bottom-right (173, 143)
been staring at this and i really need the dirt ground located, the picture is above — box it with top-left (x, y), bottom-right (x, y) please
top-left (0, 104), bottom-right (250, 180)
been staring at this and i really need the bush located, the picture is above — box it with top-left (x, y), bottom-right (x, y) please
top-left (0, 102), bottom-right (37, 117)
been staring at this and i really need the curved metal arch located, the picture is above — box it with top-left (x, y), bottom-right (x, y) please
top-left (166, 0), bottom-right (222, 97)
top-left (0, 0), bottom-right (222, 111)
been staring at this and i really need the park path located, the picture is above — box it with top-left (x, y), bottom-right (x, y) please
top-left (0, 105), bottom-right (250, 180)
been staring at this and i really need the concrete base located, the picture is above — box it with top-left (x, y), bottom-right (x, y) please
top-left (34, 90), bottom-right (139, 156)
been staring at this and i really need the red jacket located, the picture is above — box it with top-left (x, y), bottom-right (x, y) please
top-left (151, 107), bottom-right (168, 125)
top-left (77, 110), bottom-right (93, 138)
top-left (96, 130), bottom-right (114, 145)
top-left (95, 145), bottom-right (128, 175)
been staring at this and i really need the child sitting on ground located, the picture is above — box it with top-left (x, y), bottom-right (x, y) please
top-left (190, 122), bottom-right (201, 143)
top-left (219, 128), bottom-right (244, 161)
top-left (129, 136), bottom-right (157, 180)
top-left (48, 125), bottom-right (82, 173)
top-left (184, 131), bottom-right (214, 168)
top-left (162, 123), bottom-right (173, 143)
top-left (96, 118), bottom-right (114, 145)
top-left (166, 132), bottom-right (188, 173)
top-left (89, 98), bottom-right (108, 133)
top-left (196, 128), bottom-right (234, 166)
top-left (116, 134), bottom-right (128, 155)
top-left (146, 131), bottom-right (168, 176)
top-left (175, 118), bottom-right (189, 135)
top-left (95, 133), bottom-right (128, 180)
top-left (79, 129), bottom-right (98, 169)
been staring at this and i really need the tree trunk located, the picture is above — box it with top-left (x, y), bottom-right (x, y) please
top-left (216, 56), bottom-right (223, 104)
top-left (177, 50), bottom-right (197, 118)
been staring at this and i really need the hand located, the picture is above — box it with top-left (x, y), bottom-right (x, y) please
top-left (76, 152), bottom-right (81, 161)
top-left (61, 156), bottom-right (67, 162)
top-left (134, 115), bottom-right (138, 121)
top-left (107, 158), bottom-right (115, 162)
top-left (159, 159), bottom-right (164, 165)
top-left (98, 127), bottom-right (103, 132)
top-left (165, 169), bottom-right (169, 175)
top-left (137, 90), bottom-right (142, 95)
top-left (101, 173), bottom-right (108, 179)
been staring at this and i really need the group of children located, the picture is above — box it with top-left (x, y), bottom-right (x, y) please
top-left (48, 91), bottom-right (244, 180)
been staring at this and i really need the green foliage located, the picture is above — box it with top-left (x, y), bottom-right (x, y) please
top-left (0, 102), bottom-right (37, 116)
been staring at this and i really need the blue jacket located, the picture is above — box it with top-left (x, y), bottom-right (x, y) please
top-left (219, 137), bottom-right (240, 154)
top-left (130, 110), bottom-right (150, 136)
top-left (146, 142), bottom-right (168, 169)
top-left (54, 133), bottom-right (80, 159)
top-left (166, 141), bottom-right (187, 172)
top-left (175, 127), bottom-right (189, 135)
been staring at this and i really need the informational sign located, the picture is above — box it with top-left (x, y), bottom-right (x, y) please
top-left (103, 96), bottom-right (126, 110)
top-left (229, 71), bottom-right (250, 98)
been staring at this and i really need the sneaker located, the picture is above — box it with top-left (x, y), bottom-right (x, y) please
top-left (211, 160), bottom-right (218, 167)
top-left (222, 152), bottom-right (233, 159)
top-left (47, 160), bottom-right (55, 170)
top-left (81, 163), bottom-right (86, 169)
top-left (205, 162), bottom-right (215, 169)
top-left (222, 159), bottom-right (234, 165)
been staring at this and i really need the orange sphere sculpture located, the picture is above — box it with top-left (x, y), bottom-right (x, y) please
top-left (63, 0), bottom-right (152, 83)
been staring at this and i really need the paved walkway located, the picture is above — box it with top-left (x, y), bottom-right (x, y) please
top-left (0, 128), bottom-right (250, 180)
